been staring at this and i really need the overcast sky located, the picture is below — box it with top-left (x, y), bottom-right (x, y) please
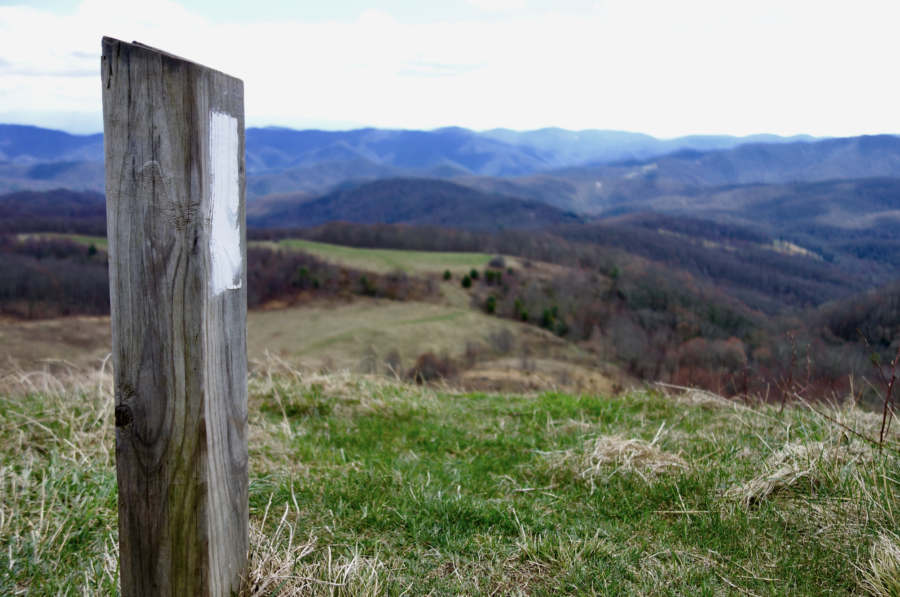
top-left (0, 0), bottom-right (897, 137)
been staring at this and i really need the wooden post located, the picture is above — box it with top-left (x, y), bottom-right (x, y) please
top-left (101, 37), bottom-right (248, 596)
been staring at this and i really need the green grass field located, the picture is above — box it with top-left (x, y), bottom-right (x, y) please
top-left (18, 233), bottom-right (108, 250)
top-left (2, 363), bottom-right (899, 595)
top-left (257, 238), bottom-right (495, 275)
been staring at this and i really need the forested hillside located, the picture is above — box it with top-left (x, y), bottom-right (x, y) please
top-left (251, 221), bottom-right (891, 403)
top-left (247, 178), bottom-right (582, 230)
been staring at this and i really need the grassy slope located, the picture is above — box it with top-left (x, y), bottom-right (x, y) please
top-left (248, 298), bottom-right (520, 370)
top-left (2, 365), bottom-right (899, 596)
top-left (0, 285), bottom-right (512, 370)
top-left (259, 239), bottom-right (494, 275)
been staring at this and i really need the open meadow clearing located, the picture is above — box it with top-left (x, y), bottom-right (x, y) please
top-left (255, 239), bottom-right (498, 276)
top-left (248, 298), bottom-right (518, 369)
top-left (0, 297), bottom-right (520, 371)
top-left (2, 360), bottom-right (899, 595)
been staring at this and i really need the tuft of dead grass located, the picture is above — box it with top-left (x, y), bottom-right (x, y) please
top-left (861, 533), bottom-right (900, 597)
top-left (547, 432), bottom-right (688, 484)
top-left (725, 440), bottom-right (873, 507)
top-left (242, 504), bottom-right (386, 597)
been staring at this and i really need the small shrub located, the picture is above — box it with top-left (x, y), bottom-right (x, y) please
top-left (443, 269), bottom-right (452, 280)
top-left (470, 268), bottom-right (479, 280)
top-left (408, 351), bottom-right (456, 383)
top-left (461, 275), bottom-right (472, 288)
top-left (486, 296), bottom-right (497, 314)
top-left (541, 308), bottom-right (554, 329)
top-left (514, 299), bottom-right (524, 316)
top-left (359, 275), bottom-right (377, 296)
top-left (507, 267), bottom-right (514, 275)
top-left (555, 320), bottom-right (569, 337)
top-left (520, 310), bottom-right (529, 322)
top-left (488, 255), bottom-right (506, 269)
top-left (291, 266), bottom-right (311, 288)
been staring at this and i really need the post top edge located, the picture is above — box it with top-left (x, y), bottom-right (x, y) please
top-left (100, 36), bottom-right (244, 85)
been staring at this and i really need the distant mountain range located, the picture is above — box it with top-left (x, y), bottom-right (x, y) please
top-left (4, 123), bottom-right (899, 205)
top-left (0, 123), bottom-right (815, 176)
top-left (241, 126), bottom-right (817, 177)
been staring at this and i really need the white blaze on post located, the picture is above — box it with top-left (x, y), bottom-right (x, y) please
top-left (209, 110), bottom-right (242, 295)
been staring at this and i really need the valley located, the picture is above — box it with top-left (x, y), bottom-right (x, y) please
top-left (4, 124), bottom-right (900, 407)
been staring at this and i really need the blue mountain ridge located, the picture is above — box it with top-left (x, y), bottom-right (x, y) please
top-left (0, 123), bottom-right (818, 178)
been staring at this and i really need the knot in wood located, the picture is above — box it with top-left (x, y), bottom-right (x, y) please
top-left (115, 404), bottom-right (133, 428)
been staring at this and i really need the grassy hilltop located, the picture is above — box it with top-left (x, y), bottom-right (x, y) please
top-left (2, 362), bottom-right (899, 596)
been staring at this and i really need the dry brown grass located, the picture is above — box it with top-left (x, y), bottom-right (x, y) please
top-left (242, 501), bottom-right (386, 597)
top-left (582, 434), bottom-right (687, 479)
top-left (4, 357), bottom-right (900, 595)
top-left (725, 440), bottom-right (874, 507)
top-left (861, 533), bottom-right (900, 597)
top-left (545, 428), bottom-right (688, 486)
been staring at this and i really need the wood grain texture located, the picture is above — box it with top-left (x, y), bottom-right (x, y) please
top-left (102, 37), bottom-right (248, 597)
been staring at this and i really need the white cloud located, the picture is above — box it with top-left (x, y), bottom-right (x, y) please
top-left (0, 0), bottom-right (898, 137)
top-left (466, 0), bottom-right (527, 12)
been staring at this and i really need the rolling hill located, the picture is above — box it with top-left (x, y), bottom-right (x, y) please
top-left (0, 125), bottom-right (104, 163)
top-left (600, 177), bottom-right (900, 272)
top-left (246, 178), bottom-right (582, 230)
top-left (0, 161), bottom-right (105, 194)
top-left (246, 157), bottom-right (471, 199)
top-left (0, 188), bottom-right (106, 235)
top-left (449, 136), bottom-right (900, 216)
top-left (568, 134), bottom-right (900, 187)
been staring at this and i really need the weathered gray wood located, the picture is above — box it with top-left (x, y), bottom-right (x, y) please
top-left (102, 37), bottom-right (248, 597)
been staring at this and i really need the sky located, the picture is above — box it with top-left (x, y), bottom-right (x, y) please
top-left (0, 0), bottom-right (898, 137)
